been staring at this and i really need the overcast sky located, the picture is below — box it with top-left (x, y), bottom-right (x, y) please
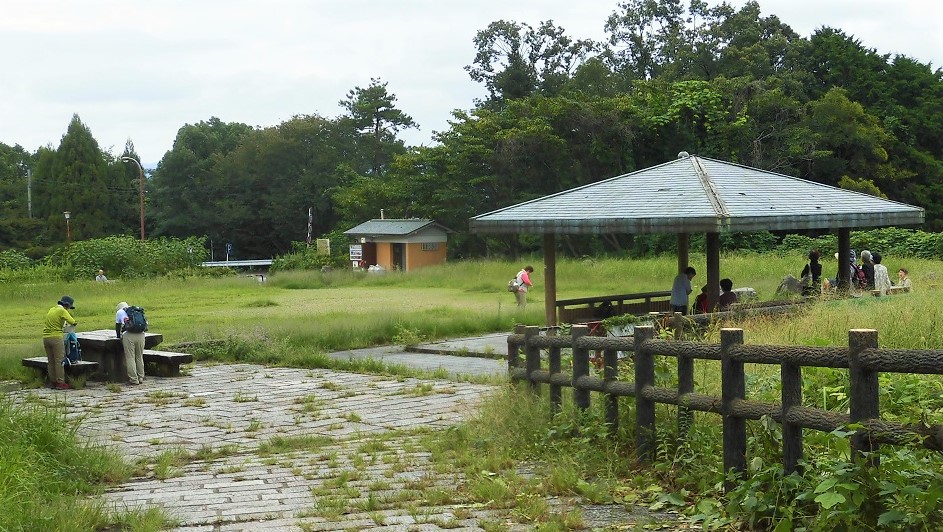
top-left (3, 0), bottom-right (941, 165)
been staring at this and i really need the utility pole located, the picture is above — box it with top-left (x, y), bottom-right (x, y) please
top-left (120, 157), bottom-right (146, 240)
top-left (306, 207), bottom-right (313, 247)
top-left (27, 169), bottom-right (32, 219)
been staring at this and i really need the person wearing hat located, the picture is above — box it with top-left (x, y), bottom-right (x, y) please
top-left (116, 302), bottom-right (146, 385)
top-left (95, 269), bottom-right (108, 282)
top-left (42, 296), bottom-right (77, 390)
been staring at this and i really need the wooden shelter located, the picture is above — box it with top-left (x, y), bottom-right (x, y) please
top-left (469, 153), bottom-right (925, 325)
top-left (344, 218), bottom-right (453, 271)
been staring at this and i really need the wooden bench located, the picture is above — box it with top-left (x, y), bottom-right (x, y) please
top-left (872, 286), bottom-right (911, 296)
top-left (22, 357), bottom-right (100, 378)
top-left (143, 350), bottom-right (194, 377)
top-left (556, 291), bottom-right (672, 324)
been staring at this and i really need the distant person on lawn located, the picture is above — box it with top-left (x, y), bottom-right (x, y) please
top-left (514, 266), bottom-right (534, 307)
top-left (42, 296), bottom-right (77, 390)
top-left (897, 268), bottom-right (912, 290)
top-left (95, 269), bottom-right (108, 282)
top-left (719, 278), bottom-right (739, 311)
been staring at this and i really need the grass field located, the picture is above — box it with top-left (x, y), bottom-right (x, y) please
top-left (3, 253), bottom-right (943, 529)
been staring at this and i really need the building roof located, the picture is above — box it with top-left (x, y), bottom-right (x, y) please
top-left (469, 154), bottom-right (925, 234)
top-left (344, 219), bottom-right (454, 237)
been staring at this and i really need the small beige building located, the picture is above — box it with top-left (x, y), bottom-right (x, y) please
top-left (344, 219), bottom-right (453, 271)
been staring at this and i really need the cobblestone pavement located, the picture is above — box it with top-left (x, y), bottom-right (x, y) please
top-left (13, 364), bottom-right (517, 530)
top-left (11, 355), bottom-right (684, 531)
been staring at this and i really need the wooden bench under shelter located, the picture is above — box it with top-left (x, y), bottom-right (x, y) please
top-left (143, 349), bottom-right (193, 377)
top-left (22, 357), bottom-right (100, 378)
top-left (556, 291), bottom-right (672, 324)
top-left (872, 286), bottom-right (911, 297)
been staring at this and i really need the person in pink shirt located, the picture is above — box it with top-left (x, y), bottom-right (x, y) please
top-left (514, 265), bottom-right (534, 307)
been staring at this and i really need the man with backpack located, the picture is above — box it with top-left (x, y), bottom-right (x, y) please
top-left (116, 301), bottom-right (148, 385)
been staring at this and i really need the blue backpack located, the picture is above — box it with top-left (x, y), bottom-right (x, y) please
top-left (124, 306), bottom-right (149, 333)
top-left (63, 332), bottom-right (81, 365)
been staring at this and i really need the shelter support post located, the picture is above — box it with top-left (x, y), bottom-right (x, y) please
top-left (544, 233), bottom-right (557, 326)
top-left (837, 228), bottom-right (851, 291)
top-left (677, 233), bottom-right (689, 274)
top-left (706, 232), bottom-right (720, 311)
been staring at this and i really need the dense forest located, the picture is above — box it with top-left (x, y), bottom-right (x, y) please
top-left (2, 0), bottom-right (943, 260)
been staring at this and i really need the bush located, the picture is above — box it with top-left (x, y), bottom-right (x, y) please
top-left (0, 249), bottom-right (31, 270)
top-left (271, 240), bottom-right (347, 272)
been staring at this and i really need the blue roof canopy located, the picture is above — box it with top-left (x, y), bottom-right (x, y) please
top-left (470, 154), bottom-right (925, 234)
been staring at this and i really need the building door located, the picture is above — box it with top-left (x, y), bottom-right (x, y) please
top-left (392, 243), bottom-right (405, 271)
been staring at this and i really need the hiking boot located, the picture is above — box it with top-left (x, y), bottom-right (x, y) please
top-left (53, 382), bottom-right (72, 390)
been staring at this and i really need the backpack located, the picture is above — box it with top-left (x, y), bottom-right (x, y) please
top-left (63, 332), bottom-right (81, 365)
top-left (851, 264), bottom-right (868, 289)
top-left (507, 278), bottom-right (521, 292)
top-left (124, 306), bottom-right (149, 333)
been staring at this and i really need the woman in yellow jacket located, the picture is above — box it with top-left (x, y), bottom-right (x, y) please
top-left (42, 296), bottom-right (77, 390)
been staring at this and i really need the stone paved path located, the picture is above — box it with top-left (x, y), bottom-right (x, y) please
top-left (13, 363), bottom-right (517, 530)
top-left (10, 340), bottom-right (683, 530)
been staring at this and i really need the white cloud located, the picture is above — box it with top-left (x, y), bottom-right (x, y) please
top-left (1, 0), bottom-right (939, 164)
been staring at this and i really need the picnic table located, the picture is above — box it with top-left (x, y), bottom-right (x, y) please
top-left (74, 329), bottom-right (182, 381)
top-left (23, 330), bottom-right (195, 383)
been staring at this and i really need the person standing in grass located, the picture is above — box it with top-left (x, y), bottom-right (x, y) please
top-left (42, 296), bottom-right (77, 390)
top-left (670, 266), bottom-right (696, 315)
top-left (800, 250), bottom-right (822, 296)
top-left (514, 266), bottom-right (534, 307)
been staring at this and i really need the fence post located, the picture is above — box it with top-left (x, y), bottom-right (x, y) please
top-left (549, 335), bottom-right (562, 414)
top-left (677, 317), bottom-right (694, 439)
top-left (604, 346), bottom-right (619, 433)
top-left (721, 328), bottom-right (746, 491)
top-left (572, 325), bottom-right (590, 412)
top-left (524, 326), bottom-right (541, 395)
top-left (781, 359), bottom-right (803, 473)
top-left (508, 324), bottom-right (525, 371)
top-left (849, 328), bottom-right (880, 465)
top-left (634, 325), bottom-right (656, 464)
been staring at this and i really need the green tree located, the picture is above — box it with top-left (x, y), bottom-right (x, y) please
top-left (149, 117), bottom-right (255, 255)
top-left (803, 88), bottom-right (892, 187)
top-left (30, 115), bottom-right (130, 242)
top-left (339, 78), bottom-right (416, 175)
top-left (466, 20), bottom-right (594, 103)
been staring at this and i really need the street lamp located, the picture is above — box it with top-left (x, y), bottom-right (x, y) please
top-left (63, 211), bottom-right (71, 245)
top-left (120, 156), bottom-right (146, 240)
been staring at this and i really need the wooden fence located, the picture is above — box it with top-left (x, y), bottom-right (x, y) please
top-left (507, 324), bottom-right (943, 490)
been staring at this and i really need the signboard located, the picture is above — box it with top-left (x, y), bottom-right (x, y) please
top-left (349, 244), bottom-right (363, 261)
top-left (316, 238), bottom-right (330, 255)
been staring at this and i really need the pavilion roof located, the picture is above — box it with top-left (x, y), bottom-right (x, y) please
top-left (469, 154), bottom-right (924, 234)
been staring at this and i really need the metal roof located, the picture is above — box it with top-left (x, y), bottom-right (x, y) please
top-left (469, 154), bottom-right (925, 234)
top-left (344, 219), bottom-right (454, 237)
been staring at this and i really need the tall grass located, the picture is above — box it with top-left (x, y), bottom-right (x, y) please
top-left (0, 395), bottom-right (170, 531)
